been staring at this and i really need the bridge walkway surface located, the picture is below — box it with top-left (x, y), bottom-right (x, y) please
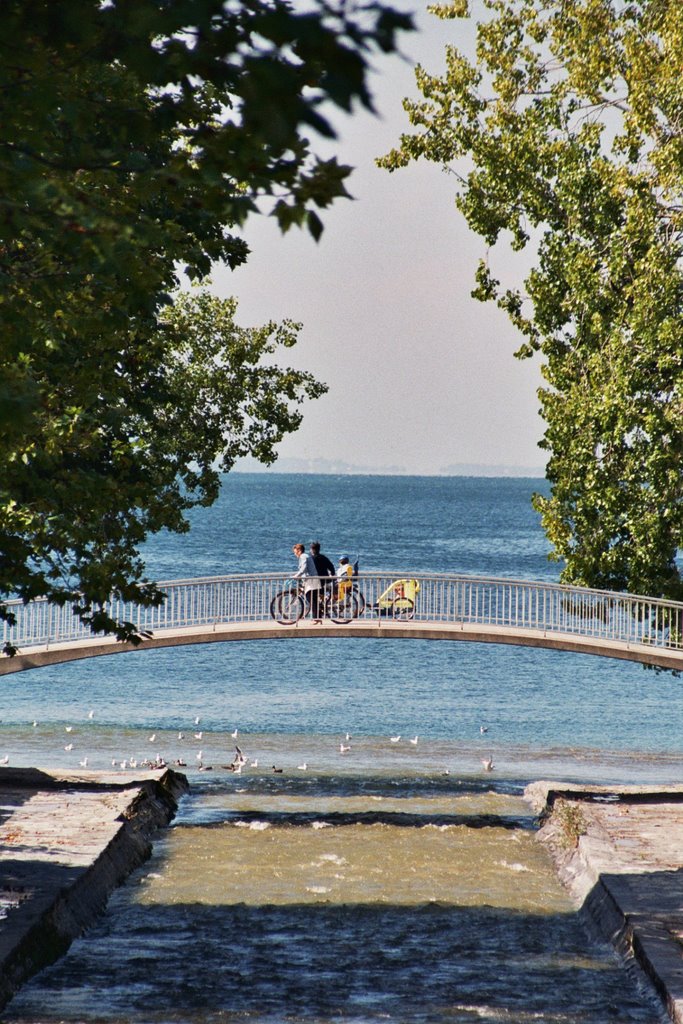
top-left (4, 618), bottom-right (683, 674)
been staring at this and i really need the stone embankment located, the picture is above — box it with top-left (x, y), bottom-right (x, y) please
top-left (0, 766), bottom-right (188, 1012)
top-left (526, 781), bottom-right (683, 1023)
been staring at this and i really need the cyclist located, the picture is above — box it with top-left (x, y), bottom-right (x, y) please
top-left (310, 541), bottom-right (335, 590)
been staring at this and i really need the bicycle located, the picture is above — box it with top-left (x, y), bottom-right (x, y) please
top-left (270, 580), bottom-right (361, 624)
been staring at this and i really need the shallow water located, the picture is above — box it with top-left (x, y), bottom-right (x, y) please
top-left (7, 770), bottom-right (664, 1024)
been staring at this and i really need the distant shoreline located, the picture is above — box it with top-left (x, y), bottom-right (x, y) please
top-left (233, 460), bottom-right (546, 478)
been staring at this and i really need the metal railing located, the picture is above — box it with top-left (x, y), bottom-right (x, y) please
top-left (2, 573), bottom-right (683, 656)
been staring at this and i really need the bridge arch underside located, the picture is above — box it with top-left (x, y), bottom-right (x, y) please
top-left (1, 621), bottom-right (681, 675)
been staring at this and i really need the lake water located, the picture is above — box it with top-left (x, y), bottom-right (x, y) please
top-left (4, 473), bottom-right (678, 1023)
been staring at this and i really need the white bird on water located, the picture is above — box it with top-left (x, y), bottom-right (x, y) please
top-left (194, 716), bottom-right (201, 726)
top-left (65, 726), bottom-right (73, 733)
top-left (178, 732), bottom-right (184, 741)
top-left (481, 756), bottom-right (495, 772)
top-left (149, 733), bottom-right (156, 743)
top-left (390, 735), bottom-right (401, 743)
top-left (196, 750), bottom-right (203, 761)
top-left (0, 756), bottom-right (9, 765)
top-left (64, 743), bottom-right (74, 752)
top-left (339, 743), bottom-right (350, 753)
top-left (79, 757), bottom-right (88, 768)
top-left (297, 762), bottom-right (308, 771)
top-left (410, 736), bottom-right (418, 745)
top-left (480, 725), bottom-right (488, 735)
top-left (88, 710), bottom-right (95, 720)
top-left (194, 731), bottom-right (203, 740)
top-left (231, 729), bottom-right (239, 739)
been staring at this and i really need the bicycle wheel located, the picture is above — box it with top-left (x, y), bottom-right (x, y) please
top-left (270, 589), bottom-right (305, 624)
top-left (392, 598), bottom-right (414, 621)
top-left (330, 592), bottom-right (360, 623)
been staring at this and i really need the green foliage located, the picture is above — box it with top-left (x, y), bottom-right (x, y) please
top-left (0, 0), bottom-right (412, 646)
top-left (552, 798), bottom-right (587, 850)
top-left (380, 0), bottom-right (683, 600)
top-left (1, 286), bottom-right (325, 647)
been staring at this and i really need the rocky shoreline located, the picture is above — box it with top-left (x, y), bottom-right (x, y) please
top-left (526, 781), bottom-right (683, 1023)
top-left (0, 766), bottom-right (188, 1012)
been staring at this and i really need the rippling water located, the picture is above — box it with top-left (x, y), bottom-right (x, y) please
top-left (1, 475), bottom-right (677, 1022)
top-left (7, 766), bottom-right (664, 1023)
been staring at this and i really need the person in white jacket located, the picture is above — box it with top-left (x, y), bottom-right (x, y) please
top-left (292, 542), bottom-right (322, 622)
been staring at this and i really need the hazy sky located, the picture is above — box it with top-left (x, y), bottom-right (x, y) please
top-left (215, 3), bottom-right (546, 475)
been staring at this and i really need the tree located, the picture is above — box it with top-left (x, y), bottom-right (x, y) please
top-left (0, 0), bottom-right (412, 647)
top-left (380, 0), bottom-right (683, 599)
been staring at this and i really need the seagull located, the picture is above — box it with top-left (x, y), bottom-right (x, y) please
top-left (178, 732), bottom-right (184, 741)
top-left (339, 743), bottom-right (351, 753)
top-left (390, 735), bottom-right (401, 743)
top-left (345, 733), bottom-right (352, 741)
top-left (149, 733), bottom-right (156, 742)
top-left (0, 756), bottom-right (9, 765)
top-left (79, 757), bottom-right (88, 768)
top-left (112, 759), bottom-right (118, 767)
top-left (88, 710), bottom-right (94, 720)
top-left (480, 725), bottom-right (489, 734)
top-left (481, 756), bottom-right (495, 772)
top-left (233, 745), bottom-right (247, 766)
top-left (251, 759), bottom-right (259, 768)
top-left (410, 736), bottom-right (418, 745)
top-left (64, 743), bottom-right (74, 751)
top-left (120, 759), bottom-right (128, 769)
top-left (65, 726), bottom-right (73, 733)
top-left (196, 750), bottom-right (203, 761)
top-left (231, 729), bottom-right (238, 739)
top-left (297, 762), bottom-right (308, 770)
top-left (32, 721), bottom-right (38, 728)
top-left (194, 716), bottom-right (201, 725)
top-left (194, 731), bottom-right (203, 740)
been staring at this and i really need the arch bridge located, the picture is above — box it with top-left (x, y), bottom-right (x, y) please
top-left (2, 573), bottom-right (683, 675)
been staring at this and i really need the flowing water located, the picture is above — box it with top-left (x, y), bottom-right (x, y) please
top-left (2, 474), bottom-right (679, 1023)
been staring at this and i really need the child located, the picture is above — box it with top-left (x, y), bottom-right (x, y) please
top-left (336, 555), bottom-right (353, 597)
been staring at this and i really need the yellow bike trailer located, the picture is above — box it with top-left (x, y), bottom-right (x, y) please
top-left (373, 578), bottom-right (420, 620)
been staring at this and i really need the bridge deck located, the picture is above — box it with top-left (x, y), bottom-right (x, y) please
top-left (3, 617), bottom-right (683, 675)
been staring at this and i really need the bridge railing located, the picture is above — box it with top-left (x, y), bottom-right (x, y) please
top-left (2, 573), bottom-right (683, 653)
